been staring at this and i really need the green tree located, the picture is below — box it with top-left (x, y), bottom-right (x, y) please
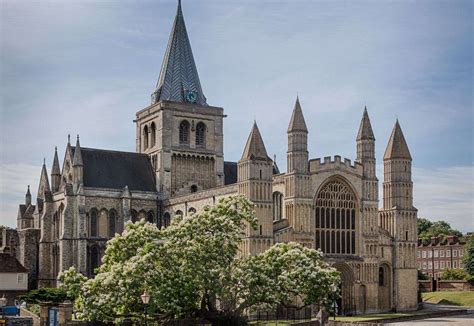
top-left (440, 268), bottom-right (469, 281)
top-left (418, 269), bottom-right (429, 280)
top-left (417, 218), bottom-right (462, 244)
top-left (462, 235), bottom-right (474, 279)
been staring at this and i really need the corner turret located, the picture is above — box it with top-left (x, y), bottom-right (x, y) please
top-left (51, 147), bottom-right (61, 193)
top-left (287, 97), bottom-right (308, 173)
top-left (25, 185), bottom-right (31, 206)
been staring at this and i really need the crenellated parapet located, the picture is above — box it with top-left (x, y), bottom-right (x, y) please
top-left (310, 155), bottom-right (363, 176)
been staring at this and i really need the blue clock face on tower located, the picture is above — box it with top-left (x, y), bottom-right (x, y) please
top-left (185, 90), bottom-right (197, 103)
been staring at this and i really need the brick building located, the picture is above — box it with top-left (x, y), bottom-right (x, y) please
top-left (417, 236), bottom-right (466, 279)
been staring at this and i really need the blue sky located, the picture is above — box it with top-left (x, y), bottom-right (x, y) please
top-left (1, 0), bottom-right (472, 231)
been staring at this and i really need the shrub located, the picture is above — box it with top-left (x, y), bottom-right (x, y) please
top-left (440, 268), bottom-right (469, 281)
top-left (18, 287), bottom-right (70, 304)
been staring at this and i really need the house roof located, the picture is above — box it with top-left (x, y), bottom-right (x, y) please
top-left (0, 254), bottom-right (28, 273)
top-left (71, 147), bottom-right (157, 192)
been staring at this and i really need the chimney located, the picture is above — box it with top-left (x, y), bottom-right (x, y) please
top-left (430, 236), bottom-right (438, 246)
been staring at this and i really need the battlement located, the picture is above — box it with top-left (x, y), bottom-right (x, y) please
top-left (309, 155), bottom-right (363, 175)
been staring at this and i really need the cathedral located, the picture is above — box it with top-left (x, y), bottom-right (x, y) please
top-left (8, 1), bottom-right (418, 315)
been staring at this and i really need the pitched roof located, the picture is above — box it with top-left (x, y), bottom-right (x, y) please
top-left (287, 97), bottom-right (308, 133)
top-left (151, 0), bottom-right (207, 106)
top-left (356, 107), bottom-right (375, 141)
top-left (241, 122), bottom-right (270, 161)
top-left (37, 162), bottom-right (51, 199)
top-left (224, 161), bottom-right (237, 185)
top-left (70, 147), bottom-right (157, 192)
top-left (384, 120), bottom-right (412, 160)
top-left (0, 254), bottom-right (28, 273)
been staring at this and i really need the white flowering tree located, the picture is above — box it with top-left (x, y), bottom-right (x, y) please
top-left (64, 195), bottom-right (340, 323)
top-left (220, 242), bottom-right (339, 316)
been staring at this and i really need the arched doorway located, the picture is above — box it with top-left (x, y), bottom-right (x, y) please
top-left (333, 262), bottom-right (355, 315)
top-left (360, 284), bottom-right (367, 314)
top-left (378, 263), bottom-right (391, 311)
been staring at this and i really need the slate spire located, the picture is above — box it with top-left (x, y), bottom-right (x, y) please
top-left (287, 97), bottom-right (308, 133)
top-left (241, 121), bottom-right (270, 160)
top-left (384, 120), bottom-right (412, 160)
top-left (73, 135), bottom-right (83, 166)
top-left (357, 106), bottom-right (375, 141)
top-left (151, 0), bottom-right (207, 106)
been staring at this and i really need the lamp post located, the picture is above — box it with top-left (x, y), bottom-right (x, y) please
top-left (330, 284), bottom-right (338, 321)
top-left (141, 290), bottom-right (151, 326)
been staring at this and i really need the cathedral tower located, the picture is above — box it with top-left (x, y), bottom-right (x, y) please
top-left (356, 108), bottom-right (378, 236)
top-left (135, 0), bottom-right (224, 196)
top-left (380, 120), bottom-right (417, 311)
top-left (285, 98), bottom-right (313, 247)
top-left (238, 122), bottom-right (274, 256)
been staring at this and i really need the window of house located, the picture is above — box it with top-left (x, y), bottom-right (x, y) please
top-left (17, 274), bottom-right (24, 283)
top-left (440, 250), bottom-right (445, 257)
top-left (428, 251), bottom-right (432, 258)
top-left (428, 261), bottom-right (432, 269)
top-left (440, 261), bottom-right (445, 269)
top-left (434, 261), bottom-right (439, 270)
top-left (434, 250), bottom-right (439, 258)
top-left (453, 261), bottom-right (457, 268)
top-left (446, 250), bottom-right (451, 257)
top-left (447, 261), bottom-right (451, 268)
top-left (417, 251), bottom-right (421, 258)
top-left (423, 262), bottom-right (427, 270)
top-left (422, 251), bottom-right (426, 258)
top-left (453, 249), bottom-right (457, 257)
top-left (459, 249), bottom-right (463, 256)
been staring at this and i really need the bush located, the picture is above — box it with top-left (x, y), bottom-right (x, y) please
top-left (418, 270), bottom-right (429, 280)
top-left (440, 268), bottom-right (469, 281)
top-left (18, 287), bottom-right (70, 304)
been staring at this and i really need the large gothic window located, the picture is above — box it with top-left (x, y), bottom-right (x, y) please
top-left (147, 211), bottom-right (154, 223)
top-left (179, 120), bottom-right (190, 145)
top-left (315, 178), bottom-right (357, 255)
top-left (89, 246), bottom-right (100, 276)
top-left (150, 122), bottom-right (156, 147)
top-left (196, 122), bottom-right (206, 147)
top-left (273, 191), bottom-right (283, 221)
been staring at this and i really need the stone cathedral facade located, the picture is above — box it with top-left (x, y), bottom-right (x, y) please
top-left (10, 1), bottom-right (418, 315)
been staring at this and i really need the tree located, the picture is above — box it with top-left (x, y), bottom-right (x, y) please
top-left (462, 235), bottom-right (474, 280)
top-left (417, 218), bottom-right (462, 245)
top-left (64, 195), bottom-right (340, 325)
top-left (417, 270), bottom-right (429, 280)
top-left (58, 267), bottom-right (87, 301)
top-left (440, 268), bottom-right (469, 281)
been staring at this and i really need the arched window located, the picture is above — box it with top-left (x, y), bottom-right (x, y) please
top-left (179, 120), bottom-right (190, 145)
top-left (131, 209), bottom-right (138, 223)
top-left (108, 210), bottom-right (116, 237)
top-left (89, 246), bottom-right (100, 276)
top-left (190, 185), bottom-right (198, 193)
top-left (147, 211), bottom-right (154, 223)
top-left (272, 192), bottom-right (283, 221)
top-left (188, 207), bottom-right (196, 215)
top-left (175, 210), bottom-right (183, 217)
top-left (379, 267), bottom-right (385, 286)
top-left (163, 212), bottom-right (171, 228)
top-left (150, 122), bottom-right (156, 147)
top-left (143, 125), bottom-right (149, 149)
top-left (314, 178), bottom-right (357, 255)
top-left (196, 122), bottom-right (206, 146)
top-left (90, 209), bottom-right (98, 237)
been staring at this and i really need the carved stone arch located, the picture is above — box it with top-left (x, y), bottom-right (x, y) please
top-left (147, 210), bottom-right (155, 224)
top-left (150, 122), bottom-right (156, 147)
top-left (138, 209), bottom-right (147, 221)
top-left (179, 120), bottom-right (190, 145)
top-left (89, 208), bottom-right (99, 237)
top-left (378, 262), bottom-right (392, 311)
top-left (143, 125), bottom-right (149, 149)
top-left (188, 207), bottom-right (196, 215)
top-left (108, 209), bottom-right (118, 237)
top-left (175, 210), bottom-right (183, 217)
top-left (130, 209), bottom-right (138, 223)
top-left (196, 121), bottom-right (206, 147)
top-left (333, 262), bottom-right (355, 315)
top-left (163, 212), bottom-right (171, 228)
top-left (87, 245), bottom-right (101, 277)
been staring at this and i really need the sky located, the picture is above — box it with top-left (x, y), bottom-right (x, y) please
top-left (0, 0), bottom-right (472, 232)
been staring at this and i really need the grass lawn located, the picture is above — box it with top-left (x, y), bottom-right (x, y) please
top-left (422, 291), bottom-right (474, 306)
